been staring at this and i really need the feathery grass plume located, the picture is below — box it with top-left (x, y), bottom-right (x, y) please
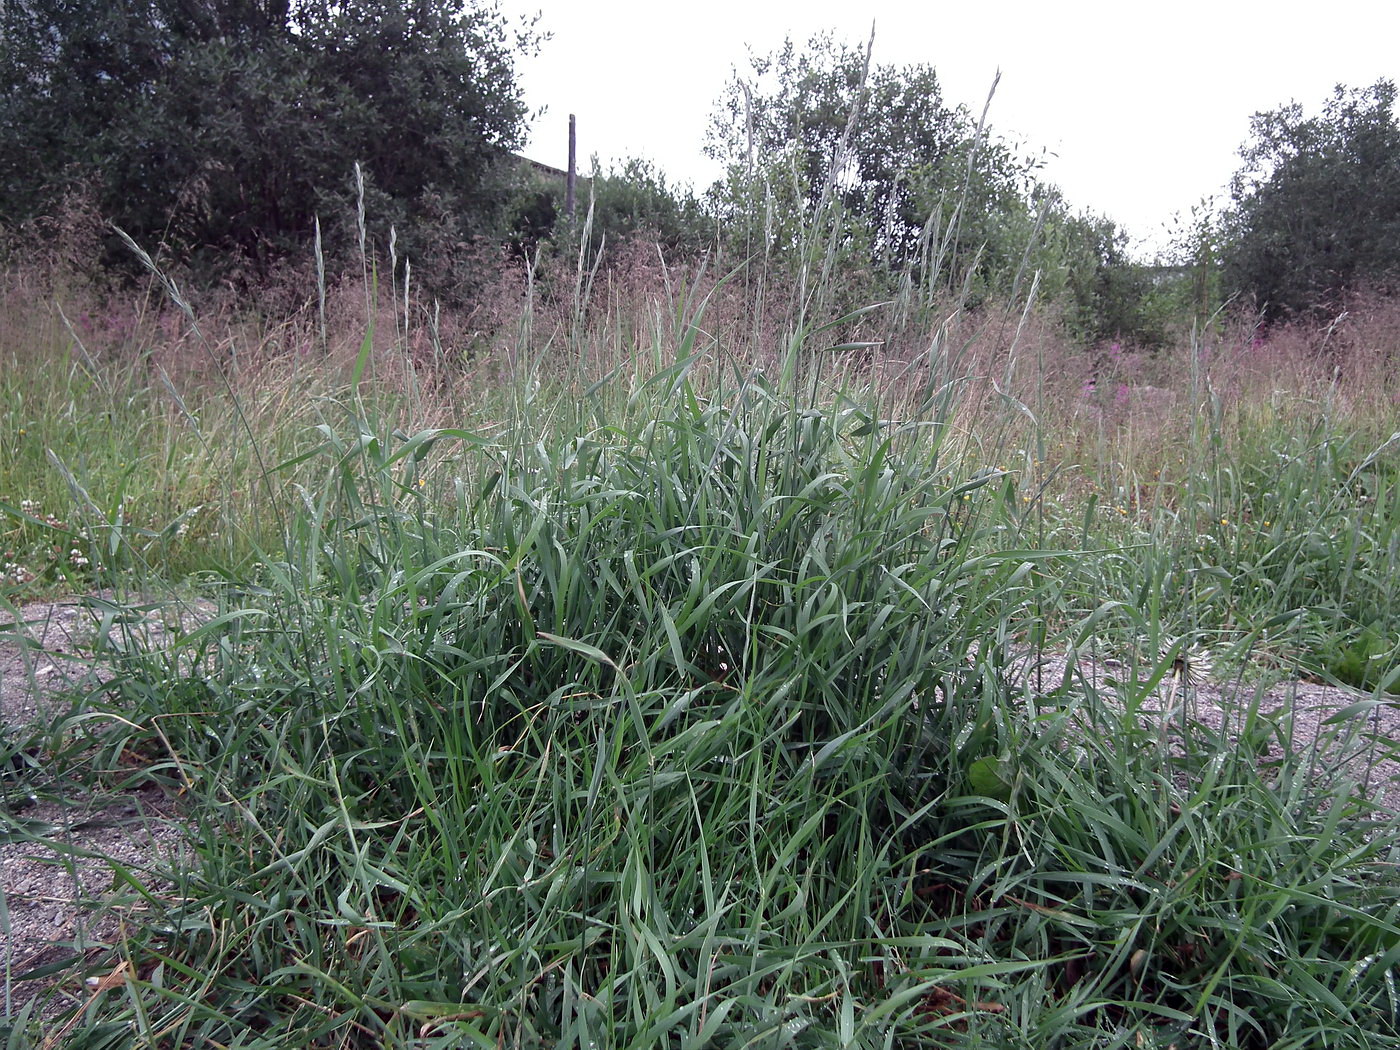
top-left (314, 214), bottom-right (327, 351)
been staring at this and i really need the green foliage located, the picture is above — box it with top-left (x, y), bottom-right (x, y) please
top-left (27, 360), bottom-right (1400, 1047)
top-left (699, 32), bottom-right (1185, 345)
top-left (0, 0), bottom-right (535, 283)
top-left (511, 158), bottom-right (714, 261)
top-left (1064, 415), bottom-right (1400, 683)
top-left (579, 159), bottom-right (713, 254)
top-left (705, 32), bottom-right (1040, 301)
top-left (1159, 199), bottom-right (1228, 335)
top-left (1221, 80), bottom-right (1400, 319)
top-left (6, 187), bottom-right (1400, 1045)
top-left (64, 358), bottom-right (1051, 1045)
top-left (1321, 623), bottom-right (1400, 694)
top-left (1057, 212), bottom-right (1173, 348)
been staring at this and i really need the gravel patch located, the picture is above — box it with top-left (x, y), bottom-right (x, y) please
top-left (1, 595), bottom-right (199, 1022)
top-left (1016, 649), bottom-right (1400, 811)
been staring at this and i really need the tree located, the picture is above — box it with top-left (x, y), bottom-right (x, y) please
top-left (572, 159), bottom-right (712, 255)
top-left (704, 33), bottom-right (1038, 297)
top-left (1221, 80), bottom-right (1400, 319)
top-left (1056, 212), bottom-right (1171, 348)
top-left (0, 0), bottom-right (536, 284)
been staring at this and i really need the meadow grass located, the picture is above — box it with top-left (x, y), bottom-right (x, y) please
top-left (2, 255), bottom-right (1400, 1047)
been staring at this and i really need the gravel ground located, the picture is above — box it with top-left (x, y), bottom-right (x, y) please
top-left (1, 597), bottom-right (192, 1022)
top-left (2, 597), bottom-right (1397, 1025)
top-left (1016, 648), bottom-right (1400, 812)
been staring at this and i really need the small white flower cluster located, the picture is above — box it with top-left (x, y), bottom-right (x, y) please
top-left (19, 498), bottom-right (38, 514)
top-left (3, 561), bottom-right (33, 585)
top-left (69, 548), bottom-right (90, 567)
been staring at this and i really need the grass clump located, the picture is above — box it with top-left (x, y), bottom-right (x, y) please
top-left (78, 353), bottom-right (1052, 1044)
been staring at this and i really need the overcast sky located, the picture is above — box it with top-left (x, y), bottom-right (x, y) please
top-left (494, 0), bottom-right (1398, 258)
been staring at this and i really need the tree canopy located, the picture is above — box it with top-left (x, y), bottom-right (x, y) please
top-left (704, 33), bottom-right (1041, 295)
top-left (0, 0), bottom-right (536, 281)
top-left (1221, 80), bottom-right (1400, 319)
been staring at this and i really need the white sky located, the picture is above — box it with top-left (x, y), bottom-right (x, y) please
top-left (495, 0), bottom-right (1399, 259)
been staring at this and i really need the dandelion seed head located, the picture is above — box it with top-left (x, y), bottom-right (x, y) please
top-left (1166, 639), bottom-right (1213, 686)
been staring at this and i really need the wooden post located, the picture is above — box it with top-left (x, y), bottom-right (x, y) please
top-left (566, 114), bottom-right (577, 221)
